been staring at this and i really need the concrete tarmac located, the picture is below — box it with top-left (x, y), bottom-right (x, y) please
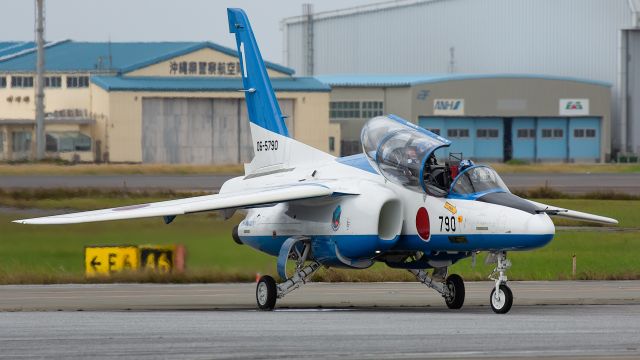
top-left (1, 281), bottom-right (640, 311)
top-left (1, 172), bottom-right (639, 194)
top-left (1, 282), bottom-right (640, 359)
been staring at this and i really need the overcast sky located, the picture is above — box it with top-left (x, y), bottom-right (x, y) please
top-left (0, 0), bottom-right (380, 65)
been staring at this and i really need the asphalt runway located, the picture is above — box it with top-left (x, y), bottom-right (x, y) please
top-left (1, 172), bottom-right (639, 194)
top-left (1, 282), bottom-right (639, 359)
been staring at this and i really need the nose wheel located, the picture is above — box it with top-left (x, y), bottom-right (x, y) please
top-left (487, 251), bottom-right (513, 314)
top-left (490, 284), bottom-right (513, 314)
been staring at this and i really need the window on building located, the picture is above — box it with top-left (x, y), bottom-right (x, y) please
top-left (477, 128), bottom-right (499, 138)
top-left (11, 76), bottom-right (34, 88)
top-left (542, 128), bottom-right (563, 138)
top-left (328, 136), bottom-right (335, 152)
top-left (45, 132), bottom-right (92, 152)
top-left (574, 129), bottom-right (585, 138)
top-left (361, 101), bottom-right (383, 118)
top-left (329, 101), bottom-right (360, 119)
top-left (447, 128), bottom-right (469, 138)
top-left (12, 131), bottom-right (32, 152)
top-left (0, 77), bottom-right (6, 88)
top-left (427, 128), bottom-right (441, 135)
top-left (340, 140), bottom-right (361, 157)
top-left (553, 129), bottom-right (563, 138)
top-left (585, 129), bottom-right (596, 138)
top-left (45, 76), bottom-right (62, 88)
top-left (66, 76), bottom-right (89, 88)
top-left (517, 129), bottom-right (535, 138)
top-left (0, 132), bottom-right (4, 153)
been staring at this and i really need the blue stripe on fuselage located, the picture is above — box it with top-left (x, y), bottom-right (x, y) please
top-left (239, 232), bottom-right (554, 258)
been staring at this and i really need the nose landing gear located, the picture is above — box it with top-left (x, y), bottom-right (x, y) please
top-left (487, 251), bottom-right (513, 314)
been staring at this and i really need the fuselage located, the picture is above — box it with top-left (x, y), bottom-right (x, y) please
top-left (223, 153), bottom-right (555, 269)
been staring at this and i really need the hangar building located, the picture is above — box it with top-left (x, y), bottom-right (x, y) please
top-left (317, 74), bottom-right (611, 162)
top-left (283, 0), bottom-right (640, 158)
top-left (0, 41), bottom-right (336, 163)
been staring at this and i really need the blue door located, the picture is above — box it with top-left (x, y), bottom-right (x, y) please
top-left (418, 117), bottom-right (446, 137)
top-left (443, 117), bottom-right (475, 159)
top-left (536, 118), bottom-right (568, 161)
top-left (473, 117), bottom-right (503, 161)
top-left (511, 117), bottom-right (536, 161)
top-left (419, 116), bottom-right (473, 158)
top-left (568, 117), bottom-right (600, 162)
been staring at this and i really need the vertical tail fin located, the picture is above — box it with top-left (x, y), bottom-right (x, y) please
top-left (228, 8), bottom-right (289, 137)
top-left (227, 8), bottom-right (333, 174)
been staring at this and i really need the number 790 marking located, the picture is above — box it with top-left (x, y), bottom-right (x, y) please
top-left (439, 215), bottom-right (456, 232)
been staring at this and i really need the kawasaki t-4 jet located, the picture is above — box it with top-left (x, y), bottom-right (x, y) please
top-left (15, 8), bottom-right (618, 314)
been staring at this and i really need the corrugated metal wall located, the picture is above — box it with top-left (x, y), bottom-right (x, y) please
top-left (284, 0), bottom-right (634, 151)
top-left (630, 30), bottom-right (640, 154)
top-left (141, 98), bottom-right (294, 164)
top-left (286, 0), bottom-right (631, 83)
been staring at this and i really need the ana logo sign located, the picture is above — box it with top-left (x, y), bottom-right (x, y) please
top-left (559, 99), bottom-right (589, 116)
top-left (331, 205), bottom-right (341, 231)
top-left (433, 99), bottom-right (464, 115)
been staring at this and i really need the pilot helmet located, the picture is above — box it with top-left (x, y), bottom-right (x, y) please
top-left (458, 159), bottom-right (474, 171)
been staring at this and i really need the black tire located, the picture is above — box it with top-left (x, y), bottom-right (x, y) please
top-left (490, 284), bottom-right (513, 314)
top-left (256, 275), bottom-right (277, 310)
top-left (444, 274), bottom-right (465, 309)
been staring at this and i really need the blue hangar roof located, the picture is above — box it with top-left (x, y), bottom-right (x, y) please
top-left (0, 40), bottom-right (294, 75)
top-left (0, 42), bottom-right (36, 58)
top-left (315, 74), bottom-right (611, 88)
top-left (91, 76), bottom-right (330, 92)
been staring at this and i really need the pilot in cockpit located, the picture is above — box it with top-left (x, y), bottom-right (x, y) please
top-left (405, 146), bottom-right (419, 166)
top-left (458, 159), bottom-right (474, 173)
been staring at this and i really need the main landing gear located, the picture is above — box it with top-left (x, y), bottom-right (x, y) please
top-left (256, 239), bottom-right (320, 310)
top-left (409, 267), bottom-right (466, 309)
top-left (487, 251), bottom-right (513, 314)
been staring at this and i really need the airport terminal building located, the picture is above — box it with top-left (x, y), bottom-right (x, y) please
top-left (0, 40), bottom-right (337, 163)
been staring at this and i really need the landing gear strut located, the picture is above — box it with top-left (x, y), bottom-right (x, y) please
top-left (256, 240), bottom-right (320, 311)
top-left (409, 268), bottom-right (465, 309)
top-left (487, 251), bottom-right (513, 314)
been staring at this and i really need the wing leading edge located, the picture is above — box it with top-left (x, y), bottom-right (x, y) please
top-left (13, 183), bottom-right (338, 225)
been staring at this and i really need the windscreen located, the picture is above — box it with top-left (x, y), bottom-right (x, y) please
top-left (361, 115), bottom-right (451, 193)
top-left (449, 166), bottom-right (510, 198)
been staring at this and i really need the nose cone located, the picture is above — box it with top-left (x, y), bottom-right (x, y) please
top-left (526, 213), bottom-right (555, 235)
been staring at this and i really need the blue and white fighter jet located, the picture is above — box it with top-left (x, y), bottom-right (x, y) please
top-left (15, 8), bottom-right (618, 314)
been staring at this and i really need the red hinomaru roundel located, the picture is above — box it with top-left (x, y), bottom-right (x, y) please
top-left (416, 207), bottom-right (430, 241)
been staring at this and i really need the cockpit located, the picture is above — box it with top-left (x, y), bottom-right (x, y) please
top-left (361, 115), bottom-right (510, 199)
top-left (448, 165), bottom-right (510, 199)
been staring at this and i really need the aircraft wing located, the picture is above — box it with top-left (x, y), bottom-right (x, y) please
top-left (13, 183), bottom-right (341, 225)
top-left (527, 200), bottom-right (618, 225)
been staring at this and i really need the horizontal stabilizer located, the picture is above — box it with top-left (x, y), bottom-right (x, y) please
top-left (14, 183), bottom-right (336, 225)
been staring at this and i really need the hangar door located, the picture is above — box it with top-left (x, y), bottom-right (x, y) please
top-left (142, 98), bottom-right (294, 164)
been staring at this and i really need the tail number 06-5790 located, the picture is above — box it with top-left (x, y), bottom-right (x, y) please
top-left (256, 140), bottom-right (278, 152)
top-left (439, 215), bottom-right (456, 232)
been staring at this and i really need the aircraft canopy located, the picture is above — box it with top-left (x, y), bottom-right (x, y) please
top-left (361, 115), bottom-right (451, 193)
top-left (448, 165), bottom-right (510, 199)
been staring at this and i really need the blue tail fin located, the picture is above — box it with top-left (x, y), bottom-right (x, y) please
top-left (228, 8), bottom-right (289, 137)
